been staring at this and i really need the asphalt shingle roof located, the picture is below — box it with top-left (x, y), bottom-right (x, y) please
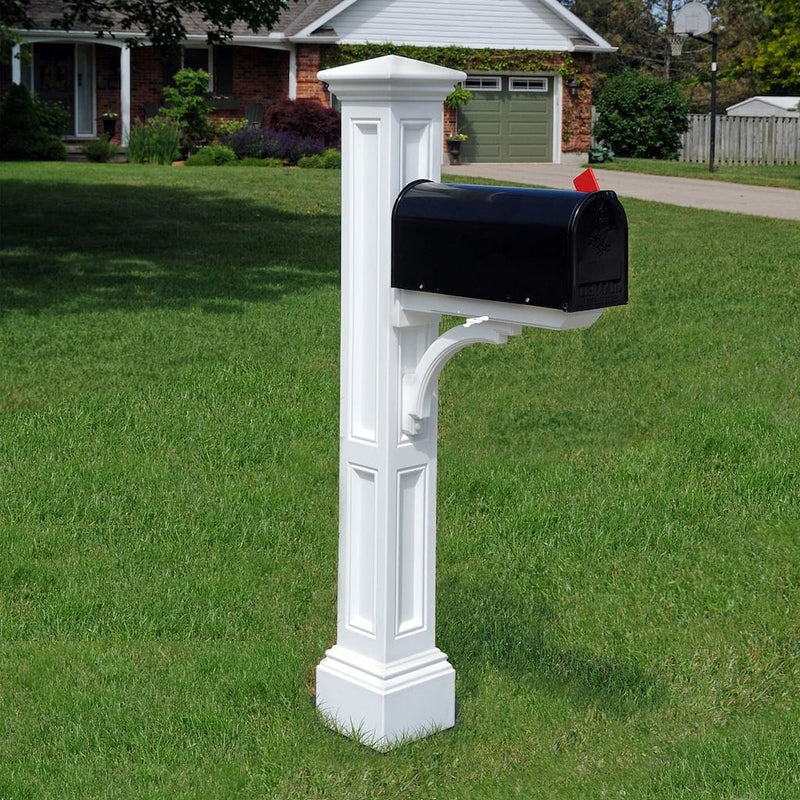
top-left (21, 0), bottom-right (327, 37)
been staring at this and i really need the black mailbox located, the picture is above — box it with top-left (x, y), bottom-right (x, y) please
top-left (392, 180), bottom-right (628, 312)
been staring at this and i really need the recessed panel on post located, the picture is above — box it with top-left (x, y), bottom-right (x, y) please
top-left (392, 181), bottom-right (628, 312)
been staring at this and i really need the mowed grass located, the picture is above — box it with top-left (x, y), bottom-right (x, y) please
top-left (1, 162), bottom-right (799, 799)
top-left (592, 156), bottom-right (800, 189)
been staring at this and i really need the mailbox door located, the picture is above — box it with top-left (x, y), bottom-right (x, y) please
top-left (570, 191), bottom-right (629, 311)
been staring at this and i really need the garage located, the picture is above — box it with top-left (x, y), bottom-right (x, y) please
top-left (458, 75), bottom-right (555, 163)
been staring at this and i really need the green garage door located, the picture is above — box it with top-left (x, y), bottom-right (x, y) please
top-left (459, 75), bottom-right (554, 163)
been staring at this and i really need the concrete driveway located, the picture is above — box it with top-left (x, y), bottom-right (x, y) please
top-left (445, 162), bottom-right (800, 221)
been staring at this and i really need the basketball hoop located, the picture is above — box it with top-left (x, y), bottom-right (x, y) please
top-left (674, 1), bottom-right (713, 40)
top-left (668, 34), bottom-right (687, 56)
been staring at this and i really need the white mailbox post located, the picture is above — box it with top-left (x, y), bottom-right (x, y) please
top-left (315, 55), bottom-right (606, 749)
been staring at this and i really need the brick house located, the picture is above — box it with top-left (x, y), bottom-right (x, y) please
top-left (2, 0), bottom-right (614, 162)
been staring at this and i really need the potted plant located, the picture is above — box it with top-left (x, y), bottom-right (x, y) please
top-left (443, 84), bottom-right (472, 165)
top-left (100, 111), bottom-right (119, 138)
top-left (446, 132), bottom-right (468, 165)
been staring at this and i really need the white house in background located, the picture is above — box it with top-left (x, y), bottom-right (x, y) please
top-left (726, 96), bottom-right (800, 117)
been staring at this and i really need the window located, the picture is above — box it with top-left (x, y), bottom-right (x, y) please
top-left (214, 47), bottom-right (234, 95)
top-left (183, 46), bottom-right (209, 73)
top-left (162, 46), bottom-right (234, 95)
top-left (509, 77), bottom-right (548, 92)
top-left (464, 76), bottom-right (501, 91)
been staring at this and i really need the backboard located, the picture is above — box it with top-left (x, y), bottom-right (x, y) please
top-left (674, 1), bottom-right (712, 35)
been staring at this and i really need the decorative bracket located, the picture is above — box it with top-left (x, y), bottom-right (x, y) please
top-left (401, 317), bottom-right (523, 436)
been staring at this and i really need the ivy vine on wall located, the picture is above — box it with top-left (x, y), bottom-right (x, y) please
top-left (323, 44), bottom-right (577, 78)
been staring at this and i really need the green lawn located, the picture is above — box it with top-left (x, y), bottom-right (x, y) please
top-left (2, 163), bottom-right (799, 799)
top-left (592, 157), bottom-right (800, 189)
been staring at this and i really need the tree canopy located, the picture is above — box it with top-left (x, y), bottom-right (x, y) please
top-left (2, 0), bottom-right (291, 47)
top-left (742, 0), bottom-right (800, 94)
top-left (560, 0), bottom-right (800, 106)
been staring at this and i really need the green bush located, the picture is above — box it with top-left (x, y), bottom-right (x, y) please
top-left (297, 148), bottom-right (342, 169)
top-left (211, 118), bottom-right (248, 139)
top-left (82, 135), bottom-right (120, 163)
top-left (185, 143), bottom-right (236, 166)
top-left (161, 68), bottom-right (213, 155)
top-left (594, 71), bottom-right (689, 160)
top-left (31, 94), bottom-right (69, 138)
top-left (0, 84), bottom-right (66, 161)
top-left (588, 144), bottom-right (615, 163)
top-left (126, 117), bottom-right (181, 165)
top-left (40, 137), bottom-right (68, 161)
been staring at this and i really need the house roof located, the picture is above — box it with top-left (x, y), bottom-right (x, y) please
top-left (19, 0), bottom-right (614, 52)
top-left (726, 96), bottom-right (800, 114)
top-left (20, 0), bottom-right (306, 38)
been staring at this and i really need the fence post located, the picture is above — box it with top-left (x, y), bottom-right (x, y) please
top-left (314, 55), bottom-right (465, 750)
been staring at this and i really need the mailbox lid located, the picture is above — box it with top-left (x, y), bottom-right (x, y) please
top-left (391, 181), bottom-right (628, 312)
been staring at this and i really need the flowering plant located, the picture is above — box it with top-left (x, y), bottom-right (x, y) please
top-left (101, 110), bottom-right (119, 120)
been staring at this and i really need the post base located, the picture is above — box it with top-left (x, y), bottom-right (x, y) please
top-left (316, 645), bottom-right (455, 750)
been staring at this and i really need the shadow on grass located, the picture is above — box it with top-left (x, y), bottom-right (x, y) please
top-left (0, 179), bottom-right (340, 314)
top-left (441, 572), bottom-right (664, 718)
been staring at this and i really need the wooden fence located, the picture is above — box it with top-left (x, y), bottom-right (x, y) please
top-left (680, 114), bottom-right (799, 165)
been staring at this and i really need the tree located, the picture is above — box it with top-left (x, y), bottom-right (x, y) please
top-left (743, 0), bottom-right (800, 94)
top-left (1, 0), bottom-right (291, 48)
top-left (559, 0), bottom-right (779, 105)
top-left (682, 0), bottom-right (765, 111)
top-left (594, 70), bottom-right (689, 159)
top-left (559, 0), bottom-right (711, 88)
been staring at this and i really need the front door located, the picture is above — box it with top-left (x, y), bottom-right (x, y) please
top-left (34, 43), bottom-right (95, 137)
top-left (74, 44), bottom-right (95, 136)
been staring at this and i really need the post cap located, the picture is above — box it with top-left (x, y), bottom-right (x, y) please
top-left (318, 55), bottom-right (466, 102)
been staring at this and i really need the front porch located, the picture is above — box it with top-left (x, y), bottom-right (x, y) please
top-left (10, 39), bottom-right (294, 146)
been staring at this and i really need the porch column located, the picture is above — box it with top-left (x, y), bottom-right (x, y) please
top-left (11, 44), bottom-right (22, 84)
top-left (120, 45), bottom-right (131, 146)
top-left (288, 46), bottom-right (297, 100)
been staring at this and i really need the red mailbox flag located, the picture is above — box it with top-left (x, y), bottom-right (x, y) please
top-left (573, 168), bottom-right (600, 192)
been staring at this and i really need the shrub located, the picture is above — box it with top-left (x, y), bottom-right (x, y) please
top-left (297, 148), bottom-right (342, 169)
top-left (265, 98), bottom-right (341, 148)
top-left (185, 143), bottom-right (237, 166)
top-left (161, 68), bottom-right (213, 155)
top-left (82, 135), bottom-right (120, 163)
top-left (211, 117), bottom-right (248, 139)
top-left (594, 71), bottom-right (689, 160)
top-left (40, 137), bottom-right (68, 161)
top-left (126, 117), bottom-right (181, 164)
top-left (588, 144), bottom-right (614, 163)
top-left (31, 94), bottom-right (69, 137)
top-left (223, 126), bottom-right (325, 164)
top-left (275, 131), bottom-right (325, 165)
top-left (0, 84), bottom-right (66, 161)
top-left (224, 125), bottom-right (264, 159)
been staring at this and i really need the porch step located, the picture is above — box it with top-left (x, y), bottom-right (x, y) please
top-left (64, 141), bottom-right (128, 163)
